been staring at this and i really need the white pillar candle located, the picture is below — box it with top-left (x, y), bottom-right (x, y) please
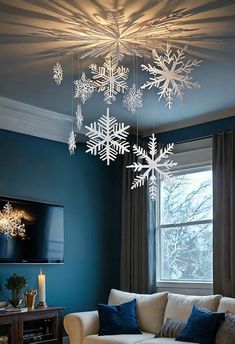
top-left (38, 270), bottom-right (46, 304)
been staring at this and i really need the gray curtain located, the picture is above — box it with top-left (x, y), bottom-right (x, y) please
top-left (213, 131), bottom-right (235, 296)
top-left (120, 137), bottom-right (156, 294)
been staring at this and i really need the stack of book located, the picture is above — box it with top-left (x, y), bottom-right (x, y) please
top-left (0, 302), bottom-right (6, 313)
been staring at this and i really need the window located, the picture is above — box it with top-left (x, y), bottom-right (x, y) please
top-left (158, 168), bottom-right (213, 283)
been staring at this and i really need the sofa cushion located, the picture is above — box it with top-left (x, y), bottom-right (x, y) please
top-left (108, 289), bottom-right (168, 334)
top-left (97, 299), bottom-right (141, 335)
top-left (83, 333), bottom-right (154, 344)
top-left (156, 319), bottom-right (186, 338)
top-left (176, 305), bottom-right (224, 344)
top-left (217, 297), bottom-right (235, 313)
top-left (164, 293), bottom-right (221, 322)
top-left (140, 338), bottom-right (196, 344)
top-left (215, 311), bottom-right (235, 344)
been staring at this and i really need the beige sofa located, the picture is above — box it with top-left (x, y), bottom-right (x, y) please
top-left (64, 289), bottom-right (235, 344)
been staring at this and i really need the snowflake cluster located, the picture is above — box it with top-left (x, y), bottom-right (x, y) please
top-left (89, 57), bottom-right (129, 104)
top-left (74, 72), bottom-right (94, 103)
top-left (123, 84), bottom-right (143, 113)
top-left (85, 108), bottom-right (130, 165)
top-left (127, 134), bottom-right (177, 201)
top-left (53, 62), bottom-right (63, 85)
top-left (141, 44), bottom-right (202, 109)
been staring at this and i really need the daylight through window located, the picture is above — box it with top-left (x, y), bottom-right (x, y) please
top-left (158, 168), bottom-right (213, 282)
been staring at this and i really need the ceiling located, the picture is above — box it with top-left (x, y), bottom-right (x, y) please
top-left (0, 0), bottom-right (235, 136)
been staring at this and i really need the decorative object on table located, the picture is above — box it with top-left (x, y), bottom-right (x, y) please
top-left (5, 273), bottom-right (27, 308)
top-left (0, 201), bottom-right (26, 238)
top-left (141, 43), bottom-right (202, 109)
top-left (53, 62), bottom-right (63, 85)
top-left (25, 289), bottom-right (37, 311)
top-left (123, 83), bottom-right (143, 114)
top-left (85, 107), bottom-right (130, 165)
top-left (127, 134), bottom-right (177, 201)
top-left (89, 57), bottom-right (129, 104)
top-left (38, 271), bottom-right (47, 308)
top-left (0, 336), bottom-right (8, 344)
top-left (0, 301), bottom-right (7, 308)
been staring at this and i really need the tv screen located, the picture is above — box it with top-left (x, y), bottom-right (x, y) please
top-left (0, 196), bottom-right (64, 263)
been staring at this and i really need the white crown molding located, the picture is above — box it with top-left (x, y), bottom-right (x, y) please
top-left (141, 108), bottom-right (235, 136)
top-left (0, 96), bottom-right (234, 143)
top-left (0, 96), bottom-right (87, 143)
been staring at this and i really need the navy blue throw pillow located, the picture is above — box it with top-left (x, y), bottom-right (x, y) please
top-left (176, 305), bottom-right (225, 344)
top-left (97, 299), bottom-right (141, 336)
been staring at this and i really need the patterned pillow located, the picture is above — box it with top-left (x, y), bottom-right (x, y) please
top-left (215, 312), bottom-right (235, 344)
top-left (155, 319), bottom-right (186, 338)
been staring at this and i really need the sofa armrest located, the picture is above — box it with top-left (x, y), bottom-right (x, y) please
top-left (64, 311), bottom-right (99, 344)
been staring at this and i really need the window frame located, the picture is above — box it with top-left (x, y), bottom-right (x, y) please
top-left (156, 165), bottom-right (213, 288)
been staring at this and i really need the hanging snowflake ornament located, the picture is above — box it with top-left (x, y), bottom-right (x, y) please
top-left (141, 44), bottom-right (202, 109)
top-left (85, 107), bottom-right (130, 165)
top-left (123, 83), bottom-right (143, 113)
top-left (75, 104), bottom-right (84, 130)
top-left (53, 62), bottom-right (63, 85)
top-left (74, 72), bottom-right (94, 103)
top-left (68, 129), bottom-right (77, 156)
top-left (89, 57), bottom-right (129, 104)
top-left (127, 134), bottom-right (177, 201)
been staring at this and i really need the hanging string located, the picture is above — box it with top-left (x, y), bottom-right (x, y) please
top-left (71, 51), bottom-right (74, 131)
top-left (77, 48), bottom-right (80, 78)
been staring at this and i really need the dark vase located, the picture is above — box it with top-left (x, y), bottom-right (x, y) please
top-left (9, 290), bottom-right (23, 308)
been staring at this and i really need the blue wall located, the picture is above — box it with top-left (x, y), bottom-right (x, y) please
top-left (158, 116), bottom-right (235, 143)
top-left (0, 129), bottom-right (121, 315)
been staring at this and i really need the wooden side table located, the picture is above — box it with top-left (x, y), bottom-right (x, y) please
top-left (0, 307), bottom-right (64, 344)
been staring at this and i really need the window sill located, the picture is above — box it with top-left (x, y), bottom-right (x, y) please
top-left (157, 281), bottom-right (213, 290)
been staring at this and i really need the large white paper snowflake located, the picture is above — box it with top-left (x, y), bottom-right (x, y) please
top-left (74, 72), bottom-right (94, 103)
top-left (68, 130), bottom-right (77, 156)
top-left (85, 107), bottom-right (130, 165)
top-left (141, 44), bottom-right (202, 109)
top-left (123, 84), bottom-right (143, 113)
top-left (75, 104), bottom-right (84, 130)
top-left (89, 57), bottom-right (129, 104)
top-left (53, 62), bottom-right (63, 85)
top-left (0, 202), bottom-right (26, 238)
top-left (127, 134), bottom-right (177, 201)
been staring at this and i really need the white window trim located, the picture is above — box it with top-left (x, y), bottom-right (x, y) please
top-left (156, 159), bottom-right (213, 289)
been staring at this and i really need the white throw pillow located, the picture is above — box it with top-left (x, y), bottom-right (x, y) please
top-left (108, 289), bottom-right (168, 334)
top-left (217, 297), bottom-right (235, 313)
top-left (164, 293), bottom-right (222, 322)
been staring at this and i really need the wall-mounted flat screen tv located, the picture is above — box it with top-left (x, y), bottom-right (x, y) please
top-left (0, 196), bottom-right (64, 263)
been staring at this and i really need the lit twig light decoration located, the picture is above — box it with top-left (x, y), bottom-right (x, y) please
top-left (0, 202), bottom-right (26, 238)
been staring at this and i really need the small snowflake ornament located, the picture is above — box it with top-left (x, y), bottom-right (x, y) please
top-left (53, 62), bottom-right (63, 85)
top-left (123, 83), bottom-right (143, 113)
top-left (85, 107), bottom-right (130, 165)
top-left (74, 72), bottom-right (94, 103)
top-left (68, 129), bottom-right (77, 156)
top-left (141, 44), bottom-right (202, 109)
top-left (89, 57), bottom-right (129, 104)
top-left (75, 104), bottom-right (84, 130)
top-left (127, 134), bottom-right (177, 201)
